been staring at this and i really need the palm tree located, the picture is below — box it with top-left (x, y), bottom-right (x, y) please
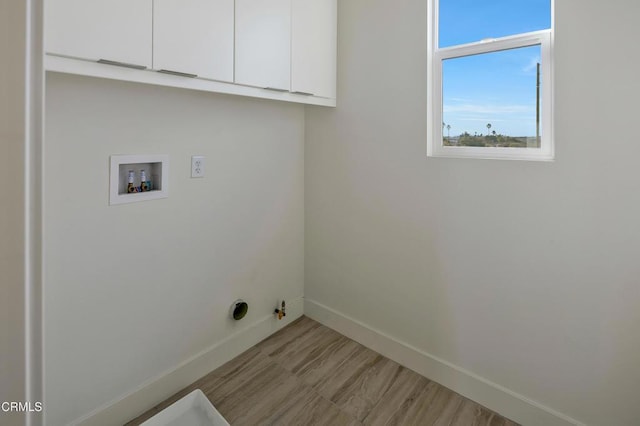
top-left (446, 124), bottom-right (451, 141)
top-left (486, 123), bottom-right (492, 135)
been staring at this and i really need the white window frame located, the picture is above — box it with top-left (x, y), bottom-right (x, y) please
top-left (427, 0), bottom-right (554, 161)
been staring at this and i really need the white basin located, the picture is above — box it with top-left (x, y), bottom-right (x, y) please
top-left (141, 389), bottom-right (230, 426)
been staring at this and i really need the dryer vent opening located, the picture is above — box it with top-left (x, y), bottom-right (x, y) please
top-left (231, 300), bottom-right (248, 321)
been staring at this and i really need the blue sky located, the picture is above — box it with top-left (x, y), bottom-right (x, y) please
top-left (439, 0), bottom-right (551, 137)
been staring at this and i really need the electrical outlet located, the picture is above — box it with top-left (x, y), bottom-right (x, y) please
top-left (191, 156), bottom-right (205, 178)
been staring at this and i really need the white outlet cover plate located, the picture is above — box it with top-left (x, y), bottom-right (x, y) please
top-left (191, 155), bottom-right (205, 178)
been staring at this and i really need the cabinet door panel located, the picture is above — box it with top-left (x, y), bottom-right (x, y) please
top-left (291, 0), bottom-right (337, 99)
top-left (235, 0), bottom-right (291, 90)
top-left (45, 0), bottom-right (152, 68)
top-left (153, 0), bottom-right (234, 82)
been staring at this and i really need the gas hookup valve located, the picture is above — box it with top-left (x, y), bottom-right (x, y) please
top-left (275, 300), bottom-right (286, 320)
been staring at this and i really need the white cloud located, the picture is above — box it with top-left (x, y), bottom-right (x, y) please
top-left (443, 103), bottom-right (533, 114)
top-left (448, 97), bottom-right (473, 102)
top-left (458, 117), bottom-right (508, 122)
top-left (522, 56), bottom-right (541, 73)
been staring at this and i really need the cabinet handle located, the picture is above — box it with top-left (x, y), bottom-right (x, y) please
top-left (97, 59), bottom-right (147, 70)
top-left (158, 69), bottom-right (198, 78)
top-left (263, 87), bottom-right (288, 92)
top-left (292, 91), bottom-right (314, 96)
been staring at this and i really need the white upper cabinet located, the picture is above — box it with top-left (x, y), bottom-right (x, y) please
top-left (235, 0), bottom-right (291, 91)
top-left (45, 0), bottom-right (152, 69)
top-left (153, 0), bottom-right (234, 82)
top-left (291, 0), bottom-right (337, 99)
top-left (44, 0), bottom-right (337, 106)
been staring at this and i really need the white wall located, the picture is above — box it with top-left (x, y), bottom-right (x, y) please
top-left (305, 0), bottom-right (640, 425)
top-left (0, 2), bottom-right (27, 425)
top-left (44, 73), bottom-right (305, 425)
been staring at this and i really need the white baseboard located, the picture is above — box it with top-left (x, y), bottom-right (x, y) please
top-left (74, 297), bottom-right (304, 426)
top-left (304, 298), bottom-right (585, 426)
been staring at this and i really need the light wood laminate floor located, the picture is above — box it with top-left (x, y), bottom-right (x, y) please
top-left (126, 316), bottom-right (519, 426)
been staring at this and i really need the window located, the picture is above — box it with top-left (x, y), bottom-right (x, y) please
top-left (427, 0), bottom-right (554, 160)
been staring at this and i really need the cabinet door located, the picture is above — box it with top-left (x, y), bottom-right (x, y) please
top-left (153, 0), bottom-right (234, 82)
top-left (291, 0), bottom-right (337, 99)
top-left (45, 0), bottom-right (152, 68)
top-left (235, 0), bottom-right (291, 90)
